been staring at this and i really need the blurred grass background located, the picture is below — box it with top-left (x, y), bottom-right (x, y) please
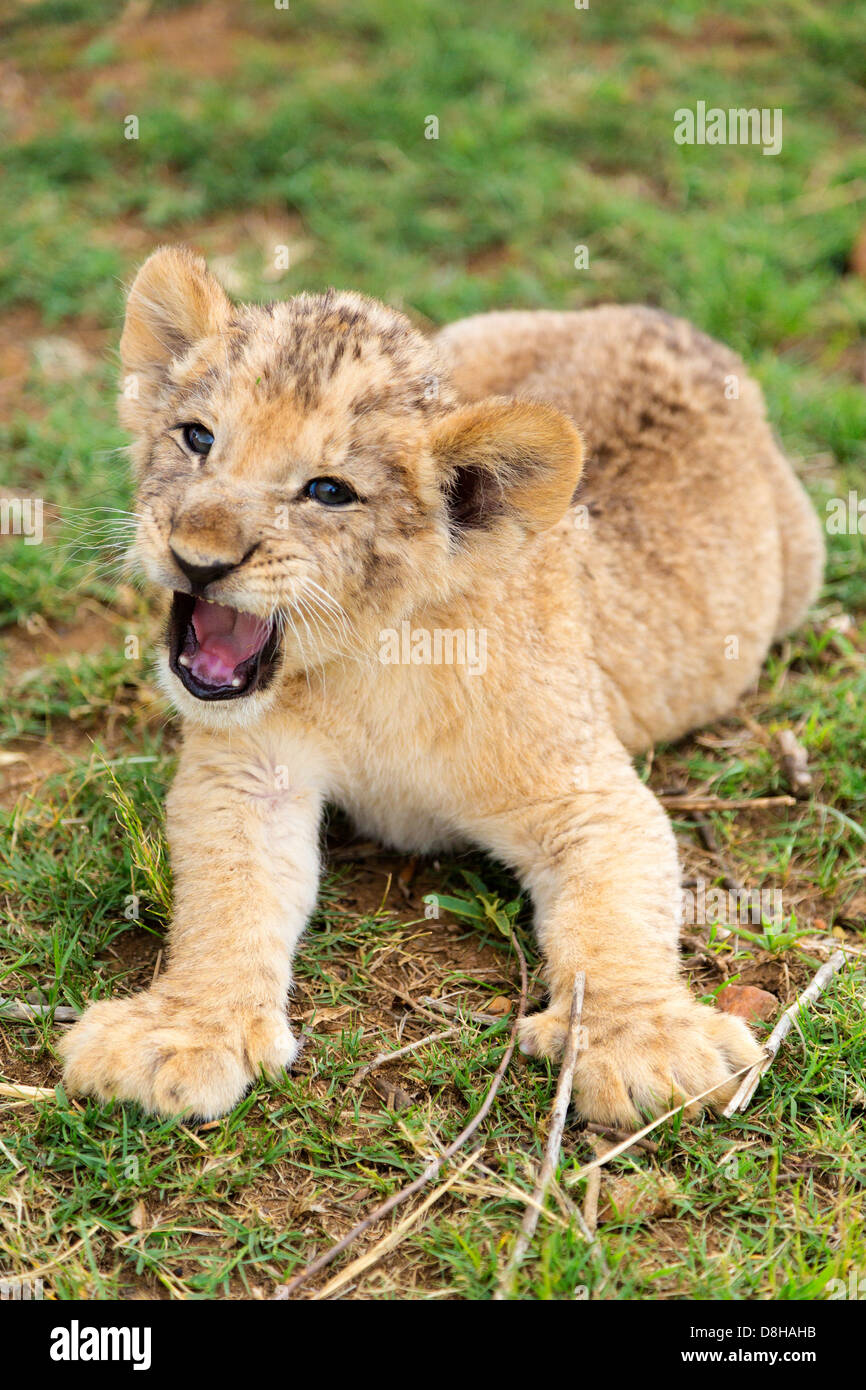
top-left (0, 0), bottom-right (864, 1301)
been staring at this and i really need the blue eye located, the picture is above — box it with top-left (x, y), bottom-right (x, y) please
top-left (305, 477), bottom-right (357, 506)
top-left (183, 424), bottom-right (214, 455)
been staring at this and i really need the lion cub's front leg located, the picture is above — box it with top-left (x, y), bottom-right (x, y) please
top-left (478, 746), bottom-right (763, 1128)
top-left (61, 731), bottom-right (324, 1119)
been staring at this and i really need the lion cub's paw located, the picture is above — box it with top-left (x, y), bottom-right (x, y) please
top-left (60, 992), bottom-right (299, 1120)
top-left (520, 994), bottom-right (763, 1128)
top-left (518, 1006), bottom-right (573, 1061)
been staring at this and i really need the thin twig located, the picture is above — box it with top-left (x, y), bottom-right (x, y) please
top-left (0, 1080), bottom-right (59, 1103)
top-left (418, 995), bottom-right (505, 1025)
top-left (273, 931), bottom-right (529, 1299)
top-left (582, 1162), bottom-right (601, 1235)
top-left (0, 1134), bottom-right (22, 1170)
top-left (660, 795), bottom-right (796, 812)
top-left (350, 1028), bottom-right (459, 1086)
top-left (562, 1189), bottom-right (610, 1280)
top-left (0, 999), bottom-right (79, 1024)
top-left (471, 1159), bottom-right (572, 1235)
top-left (495, 973), bottom-right (585, 1299)
top-left (722, 949), bottom-right (850, 1116)
top-left (312, 1148), bottom-right (482, 1300)
top-left (583, 1122), bottom-right (658, 1156)
top-left (688, 813), bottom-right (744, 893)
top-left (800, 936), bottom-right (866, 961)
top-left (477, 1157), bottom-right (609, 1279)
top-left (364, 976), bottom-right (459, 1026)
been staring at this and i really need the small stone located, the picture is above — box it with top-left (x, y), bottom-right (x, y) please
top-left (487, 995), bottom-right (511, 1016)
top-left (129, 1200), bottom-right (149, 1231)
top-left (716, 984), bottom-right (778, 1023)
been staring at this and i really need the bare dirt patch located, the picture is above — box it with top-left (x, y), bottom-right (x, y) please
top-left (0, 308), bottom-right (110, 424)
top-left (0, 603), bottom-right (165, 806)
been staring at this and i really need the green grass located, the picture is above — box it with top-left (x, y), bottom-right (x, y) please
top-left (0, 0), bottom-right (864, 1300)
top-left (1, 764), bottom-right (863, 1298)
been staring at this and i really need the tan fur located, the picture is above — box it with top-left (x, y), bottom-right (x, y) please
top-left (61, 248), bottom-right (824, 1124)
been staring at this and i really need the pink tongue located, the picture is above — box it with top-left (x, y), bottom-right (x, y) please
top-left (189, 599), bottom-right (270, 687)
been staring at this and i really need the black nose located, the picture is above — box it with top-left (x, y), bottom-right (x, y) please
top-left (169, 549), bottom-right (236, 592)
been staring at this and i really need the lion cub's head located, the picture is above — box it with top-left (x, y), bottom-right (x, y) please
top-left (120, 246), bottom-right (582, 723)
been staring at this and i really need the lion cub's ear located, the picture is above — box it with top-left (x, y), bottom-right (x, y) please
top-left (119, 246), bottom-right (231, 429)
top-left (431, 398), bottom-right (583, 537)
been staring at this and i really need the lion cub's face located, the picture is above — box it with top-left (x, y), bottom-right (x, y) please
top-left (119, 248), bottom-right (582, 725)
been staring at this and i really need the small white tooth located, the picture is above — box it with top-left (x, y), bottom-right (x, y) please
top-left (231, 676), bottom-right (242, 687)
top-left (178, 654), bottom-right (190, 667)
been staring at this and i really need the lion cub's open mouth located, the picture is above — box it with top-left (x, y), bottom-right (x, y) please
top-left (168, 593), bottom-right (280, 701)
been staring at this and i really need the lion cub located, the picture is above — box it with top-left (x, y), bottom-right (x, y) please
top-left (61, 247), bottom-right (824, 1125)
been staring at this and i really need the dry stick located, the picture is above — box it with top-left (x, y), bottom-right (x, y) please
top-left (476, 1156), bottom-right (609, 1280)
top-left (804, 937), bottom-right (866, 961)
top-left (584, 1122), bottom-right (658, 1156)
top-left (0, 1080), bottom-right (58, 1103)
top-left (349, 1027), bottom-right (459, 1087)
top-left (366, 976), bottom-right (458, 1027)
top-left (582, 1160), bottom-right (602, 1236)
top-left (494, 1149), bottom-right (609, 1278)
top-left (0, 1000), bottom-right (79, 1024)
top-left (659, 795), bottom-right (795, 812)
top-left (722, 949), bottom-right (851, 1117)
top-left (471, 1158), bottom-right (573, 1235)
top-left (312, 1147), bottom-right (482, 1300)
top-left (689, 813), bottom-right (743, 894)
top-left (494, 973), bottom-right (585, 1300)
top-left (418, 995), bottom-right (505, 1026)
top-left (274, 932), bottom-right (529, 1300)
top-left (562, 1191), bottom-right (610, 1279)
